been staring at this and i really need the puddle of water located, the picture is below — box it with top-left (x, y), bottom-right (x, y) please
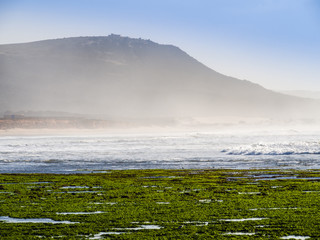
top-left (180, 190), bottom-right (191, 193)
top-left (50, 191), bottom-right (103, 194)
top-left (60, 186), bottom-right (89, 189)
top-left (199, 199), bottom-right (211, 203)
top-left (57, 211), bottom-right (105, 215)
top-left (220, 218), bottom-right (266, 222)
top-left (0, 216), bottom-right (78, 224)
top-left (256, 176), bottom-right (297, 181)
top-left (28, 182), bottom-right (52, 184)
top-left (141, 176), bottom-right (178, 179)
top-left (228, 174), bottom-right (296, 181)
top-left (280, 236), bottom-right (311, 240)
top-left (253, 174), bottom-right (283, 178)
top-left (184, 221), bottom-right (210, 226)
top-left (89, 232), bottom-right (126, 239)
top-left (0, 182), bottom-right (52, 185)
top-left (255, 176), bottom-right (320, 181)
top-left (114, 225), bottom-right (162, 230)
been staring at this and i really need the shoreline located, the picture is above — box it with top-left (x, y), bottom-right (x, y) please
top-left (2, 124), bottom-right (320, 136)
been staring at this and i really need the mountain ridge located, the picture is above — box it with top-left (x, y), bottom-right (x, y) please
top-left (0, 34), bottom-right (318, 120)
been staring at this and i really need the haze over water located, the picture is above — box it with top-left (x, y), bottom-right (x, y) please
top-left (1, 125), bottom-right (320, 173)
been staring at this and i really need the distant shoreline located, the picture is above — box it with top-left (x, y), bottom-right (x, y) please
top-left (0, 117), bottom-right (113, 130)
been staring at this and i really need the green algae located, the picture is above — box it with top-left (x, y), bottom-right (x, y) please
top-left (1, 169), bottom-right (320, 239)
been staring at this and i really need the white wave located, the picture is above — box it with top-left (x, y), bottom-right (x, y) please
top-left (222, 141), bottom-right (320, 156)
top-left (2, 133), bottom-right (320, 172)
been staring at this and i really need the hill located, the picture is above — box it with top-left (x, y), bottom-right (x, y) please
top-left (0, 34), bottom-right (317, 120)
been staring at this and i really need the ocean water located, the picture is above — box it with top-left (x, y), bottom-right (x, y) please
top-left (1, 131), bottom-right (320, 173)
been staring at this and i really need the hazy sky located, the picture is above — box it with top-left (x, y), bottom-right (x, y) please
top-left (1, 0), bottom-right (319, 91)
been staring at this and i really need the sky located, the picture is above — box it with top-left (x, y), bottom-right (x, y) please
top-left (0, 0), bottom-right (319, 91)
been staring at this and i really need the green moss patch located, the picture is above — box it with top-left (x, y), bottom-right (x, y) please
top-left (1, 169), bottom-right (320, 239)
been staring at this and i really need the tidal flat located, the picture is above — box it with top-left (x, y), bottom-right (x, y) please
top-left (1, 169), bottom-right (320, 239)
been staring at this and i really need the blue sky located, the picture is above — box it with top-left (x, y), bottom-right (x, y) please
top-left (1, 0), bottom-right (319, 91)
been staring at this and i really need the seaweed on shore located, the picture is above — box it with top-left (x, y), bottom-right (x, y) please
top-left (1, 169), bottom-right (320, 239)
